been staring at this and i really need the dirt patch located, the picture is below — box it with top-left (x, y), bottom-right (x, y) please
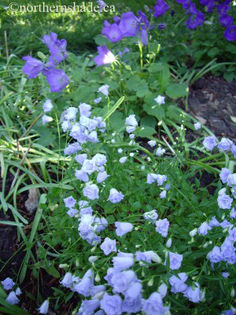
top-left (187, 76), bottom-right (236, 141)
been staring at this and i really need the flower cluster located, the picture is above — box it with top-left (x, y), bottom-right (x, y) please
top-left (1, 277), bottom-right (21, 305)
top-left (22, 32), bottom-right (69, 92)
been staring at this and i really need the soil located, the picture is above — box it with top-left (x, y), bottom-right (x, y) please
top-left (187, 75), bottom-right (236, 141)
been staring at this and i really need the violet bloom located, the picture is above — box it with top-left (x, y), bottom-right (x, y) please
top-left (22, 56), bottom-right (44, 78)
top-left (155, 218), bottom-right (169, 238)
top-left (142, 292), bottom-right (168, 315)
top-left (100, 293), bottom-right (122, 315)
top-left (39, 300), bottom-right (49, 314)
top-left (144, 209), bottom-right (158, 223)
top-left (102, 21), bottom-right (123, 42)
top-left (42, 115), bottom-right (53, 125)
top-left (186, 11), bottom-right (205, 30)
top-left (100, 237), bottom-right (117, 255)
top-left (1, 278), bottom-right (15, 291)
top-left (113, 256), bottom-right (134, 271)
top-left (115, 222), bottom-right (133, 237)
top-left (207, 246), bottom-right (222, 264)
top-left (83, 183), bottom-right (99, 200)
top-left (78, 299), bottom-right (100, 315)
top-left (224, 25), bottom-right (236, 41)
top-left (119, 12), bottom-right (139, 37)
top-left (42, 32), bottom-right (68, 63)
top-left (43, 68), bottom-right (69, 92)
top-left (169, 273), bottom-right (188, 293)
top-left (203, 136), bottom-right (217, 151)
top-left (220, 168), bottom-right (231, 184)
top-left (108, 188), bottom-right (124, 203)
top-left (43, 99), bottom-right (53, 113)
top-left (184, 283), bottom-right (205, 303)
top-left (168, 252), bottom-right (183, 270)
top-left (218, 137), bottom-right (233, 152)
top-left (73, 269), bottom-right (94, 297)
top-left (219, 14), bottom-right (233, 27)
top-left (110, 270), bottom-right (137, 294)
top-left (198, 222), bottom-right (211, 235)
top-left (217, 193), bottom-right (233, 210)
top-left (6, 291), bottom-right (19, 305)
top-left (63, 195), bottom-right (76, 208)
top-left (94, 45), bottom-right (115, 67)
top-left (153, 0), bottom-right (169, 18)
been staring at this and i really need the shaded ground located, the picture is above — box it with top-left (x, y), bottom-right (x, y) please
top-left (188, 75), bottom-right (236, 141)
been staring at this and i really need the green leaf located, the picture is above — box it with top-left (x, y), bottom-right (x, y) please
top-left (143, 103), bottom-right (165, 120)
top-left (140, 116), bottom-right (157, 129)
top-left (109, 112), bottom-right (124, 131)
top-left (136, 126), bottom-right (156, 138)
top-left (166, 83), bottom-right (188, 98)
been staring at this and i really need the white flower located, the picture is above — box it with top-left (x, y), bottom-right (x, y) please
top-left (39, 300), bottom-right (49, 314)
top-left (42, 115), bottom-right (53, 125)
top-left (154, 95), bottom-right (165, 105)
top-left (194, 122), bottom-right (202, 130)
top-left (43, 99), bottom-right (53, 113)
top-left (98, 84), bottom-right (110, 96)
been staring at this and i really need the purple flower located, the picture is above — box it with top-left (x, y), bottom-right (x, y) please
top-left (227, 173), bottom-right (236, 187)
top-left (43, 99), bottom-right (53, 113)
top-left (108, 188), bottom-right (124, 203)
top-left (155, 218), bottom-right (169, 238)
top-left (156, 174), bottom-right (167, 186)
top-left (154, 95), bottom-right (165, 105)
top-left (119, 12), bottom-right (139, 37)
top-left (43, 68), bottom-right (69, 92)
top-left (224, 25), bottom-right (236, 41)
top-left (97, 171), bottom-right (109, 183)
top-left (207, 246), bottom-right (222, 264)
top-left (183, 283), bottom-right (204, 303)
top-left (147, 173), bottom-right (158, 184)
top-left (73, 269), bottom-right (94, 297)
top-left (75, 170), bottom-right (89, 183)
top-left (1, 278), bottom-right (15, 290)
top-left (42, 115), bottom-right (53, 125)
top-left (218, 137), bottom-right (233, 152)
top-left (136, 251), bottom-right (156, 263)
top-left (218, 3), bottom-right (231, 15)
top-left (100, 293), bottom-right (122, 315)
top-left (83, 183), bottom-right (99, 200)
top-left (6, 291), bottom-right (19, 305)
top-left (122, 293), bottom-right (142, 313)
top-left (78, 299), bottom-right (100, 315)
top-left (194, 122), bottom-right (202, 130)
top-left (94, 217), bottom-right (108, 233)
top-left (22, 56), bottom-right (44, 78)
top-left (160, 190), bottom-right (167, 199)
top-left (67, 208), bottom-right (78, 217)
top-left (217, 193), bottom-right (233, 210)
top-left (142, 292), bottom-right (168, 315)
top-left (203, 136), bottom-right (217, 151)
top-left (169, 273), bottom-right (188, 293)
top-left (79, 103), bottom-right (91, 117)
top-left (220, 168), bottom-right (231, 184)
top-left (102, 22), bottom-right (123, 42)
top-left (63, 196), bottom-right (76, 209)
top-left (219, 14), bottom-right (233, 27)
top-left (144, 209), bottom-right (158, 223)
top-left (110, 270), bottom-right (137, 293)
top-left (221, 238), bottom-right (236, 264)
top-left (148, 140), bottom-right (156, 147)
top-left (113, 256), bottom-right (134, 271)
top-left (75, 154), bottom-right (88, 165)
top-left (100, 237), bottom-right (117, 255)
top-left (125, 114), bottom-right (138, 127)
top-left (168, 252), bottom-right (183, 270)
top-left (153, 0), bottom-right (169, 18)
top-left (231, 144), bottom-right (236, 158)
top-left (42, 32), bottom-right (68, 63)
top-left (186, 11), bottom-right (205, 30)
top-left (115, 222), bottom-right (133, 237)
top-left (198, 222), bottom-right (211, 235)
top-left (39, 300), bottom-right (49, 314)
top-left (60, 272), bottom-right (74, 289)
top-left (64, 142), bottom-right (82, 155)
top-left (94, 45), bottom-right (115, 67)
top-left (97, 85), bottom-right (109, 98)
top-left (230, 207), bottom-right (236, 219)
top-left (209, 216), bottom-right (220, 228)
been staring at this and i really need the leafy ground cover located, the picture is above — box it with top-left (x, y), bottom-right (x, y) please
top-left (0, 0), bottom-right (235, 314)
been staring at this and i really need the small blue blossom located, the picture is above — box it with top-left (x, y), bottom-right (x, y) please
top-left (108, 188), bottom-right (124, 203)
top-left (100, 237), bottom-right (117, 255)
top-left (115, 222), bottom-right (133, 237)
top-left (203, 136), bottom-right (217, 151)
top-left (83, 183), bottom-right (99, 200)
top-left (155, 218), bottom-right (169, 238)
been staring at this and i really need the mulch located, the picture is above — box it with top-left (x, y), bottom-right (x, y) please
top-left (188, 75), bottom-right (236, 141)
